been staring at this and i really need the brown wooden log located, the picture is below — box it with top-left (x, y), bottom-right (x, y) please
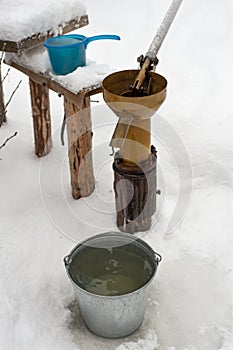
top-left (0, 66), bottom-right (6, 126)
top-left (113, 148), bottom-right (157, 233)
top-left (29, 78), bottom-right (52, 157)
top-left (64, 96), bottom-right (95, 199)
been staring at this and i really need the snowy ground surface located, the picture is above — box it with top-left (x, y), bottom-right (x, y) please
top-left (1, 0), bottom-right (233, 349)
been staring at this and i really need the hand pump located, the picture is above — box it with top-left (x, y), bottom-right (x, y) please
top-left (109, 0), bottom-right (184, 153)
top-left (102, 0), bottom-right (184, 233)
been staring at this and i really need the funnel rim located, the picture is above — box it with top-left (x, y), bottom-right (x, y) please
top-left (102, 69), bottom-right (167, 101)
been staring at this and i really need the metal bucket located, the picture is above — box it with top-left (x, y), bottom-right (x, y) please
top-left (64, 232), bottom-right (161, 338)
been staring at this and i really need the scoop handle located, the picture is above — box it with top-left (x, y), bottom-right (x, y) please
top-left (85, 34), bottom-right (120, 47)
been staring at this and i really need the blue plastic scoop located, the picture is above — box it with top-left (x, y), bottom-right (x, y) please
top-left (44, 34), bottom-right (120, 75)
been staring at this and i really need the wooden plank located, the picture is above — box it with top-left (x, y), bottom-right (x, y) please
top-left (0, 15), bottom-right (89, 53)
top-left (6, 61), bottom-right (102, 107)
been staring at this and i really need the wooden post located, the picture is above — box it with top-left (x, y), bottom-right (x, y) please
top-left (29, 78), bottom-right (52, 157)
top-left (113, 147), bottom-right (157, 233)
top-left (64, 95), bottom-right (95, 199)
top-left (0, 65), bottom-right (6, 126)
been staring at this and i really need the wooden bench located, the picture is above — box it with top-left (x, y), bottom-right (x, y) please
top-left (8, 60), bottom-right (102, 199)
top-left (0, 11), bottom-right (106, 199)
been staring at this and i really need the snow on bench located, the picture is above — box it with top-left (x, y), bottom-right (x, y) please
top-left (5, 46), bottom-right (115, 94)
top-left (0, 0), bottom-right (88, 52)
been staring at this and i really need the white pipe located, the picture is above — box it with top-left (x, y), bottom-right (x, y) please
top-left (146, 0), bottom-right (184, 60)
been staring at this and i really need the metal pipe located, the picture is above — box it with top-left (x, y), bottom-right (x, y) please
top-left (146, 0), bottom-right (184, 61)
top-left (132, 0), bottom-right (183, 93)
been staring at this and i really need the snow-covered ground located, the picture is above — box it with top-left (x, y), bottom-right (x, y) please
top-left (0, 0), bottom-right (233, 349)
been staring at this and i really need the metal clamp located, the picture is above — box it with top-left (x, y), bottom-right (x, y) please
top-left (64, 255), bottom-right (72, 267)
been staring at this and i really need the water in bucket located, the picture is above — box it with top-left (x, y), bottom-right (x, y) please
top-left (64, 232), bottom-right (161, 338)
top-left (68, 241), bottom-right (154, 296)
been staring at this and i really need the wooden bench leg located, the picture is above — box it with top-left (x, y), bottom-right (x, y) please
top-left (29, 78), bottom-right (52, 157)
top-left (0, 66), bottom-right (6, 126)
top-left (64, 95), bottom-right (95, 199)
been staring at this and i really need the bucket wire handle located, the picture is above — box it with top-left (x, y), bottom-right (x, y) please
top-left (154, 252), bottom-right (162, 264)
top-left (85, 34), bottom-right (121, 47)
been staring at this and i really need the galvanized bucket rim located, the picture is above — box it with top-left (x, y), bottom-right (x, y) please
top-left (64, 231), bottom-right (162, 299)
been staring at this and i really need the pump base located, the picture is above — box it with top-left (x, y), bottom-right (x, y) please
top-left (113, 147), bottom-right (157, 233)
